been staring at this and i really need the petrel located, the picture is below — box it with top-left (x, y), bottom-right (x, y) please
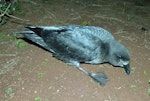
top-left (18, 25), bottom-right (130, 86)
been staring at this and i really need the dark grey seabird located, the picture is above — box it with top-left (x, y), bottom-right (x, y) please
top-left (18, 25), bottom-right (130, 86)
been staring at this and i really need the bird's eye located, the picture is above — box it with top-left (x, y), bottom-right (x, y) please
top-left (117, 55), bottom-right (122, 59)
top-left (118, 55), bottom-right (126, 61)
top-left (119, 56), bottom-right (122, 58)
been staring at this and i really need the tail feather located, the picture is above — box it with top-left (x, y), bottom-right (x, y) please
top-left (24, 25), bottom-right (43, 37)
top-left (17, 25), bottom-right (67, 53)
top-left (24, 25), bottom-right (68, 36)
top-left (18, 31), bottom-right (54, 52)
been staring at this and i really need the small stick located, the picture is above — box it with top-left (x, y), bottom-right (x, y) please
top-left (5, 12), bottom-right (29, 21)
top-left (0, 54), bottom-right (17, 57)
top-left (0, 3), bottom-right (11, 17)
top-left (0, 3), bottom-right (29, 21)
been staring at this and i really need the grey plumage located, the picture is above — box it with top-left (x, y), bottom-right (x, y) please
top-left (18, 25), bottom-right (130, 86)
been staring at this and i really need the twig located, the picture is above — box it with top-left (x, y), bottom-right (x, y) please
top-left (0, 3), bottom-right (11, 17)
top-left (5, 12), bottom-right (29, 21)
top-left (0, 3), bottom-right (29, 21)
top-left (0, 53), bottom-right (17, 57)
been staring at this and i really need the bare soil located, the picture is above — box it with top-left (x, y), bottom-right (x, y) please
top-left (0, 0), bottom-right (150, 101)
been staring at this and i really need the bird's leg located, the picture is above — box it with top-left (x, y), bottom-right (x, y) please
top-left (66, 61), bottom-right (109, 86)
top-left (66, 61), bottom-right (90, 75)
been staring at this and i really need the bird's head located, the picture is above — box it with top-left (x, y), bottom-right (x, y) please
top-left (108, 41), bottom-right (130, 74)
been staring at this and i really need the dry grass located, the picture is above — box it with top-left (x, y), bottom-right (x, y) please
top-left (0, 57), bottom-right (21, 75)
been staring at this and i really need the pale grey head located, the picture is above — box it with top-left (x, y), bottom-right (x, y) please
top-left (106, 40), bottom-right (130, 74)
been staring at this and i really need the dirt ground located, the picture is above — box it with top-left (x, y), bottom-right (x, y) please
top-left (0, 0), bottom-right (150, 101)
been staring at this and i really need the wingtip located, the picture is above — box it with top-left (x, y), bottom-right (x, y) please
top-left (24, 24), bottom-right (36, 29)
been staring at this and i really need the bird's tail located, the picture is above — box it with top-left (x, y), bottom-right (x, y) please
top-left (16, 30), bottom-right (51, 51)
top-left (24, 25), bottom-right (67, 37)
top-left (24, 25), bottom-right (43, 37)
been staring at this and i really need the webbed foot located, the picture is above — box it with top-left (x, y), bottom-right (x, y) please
top-left (89, 72), bottom-right (109, 86)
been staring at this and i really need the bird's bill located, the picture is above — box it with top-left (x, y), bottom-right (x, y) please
top-left (123, 64), bottom-right (130, 75)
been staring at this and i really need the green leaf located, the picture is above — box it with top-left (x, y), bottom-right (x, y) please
top-left (0, 32), bottom-right (4, 40)
top-left (11, 4), bottom-right (20, 12)
top-left (41, 61), bottom-right (47, 66)
top-left (81, 21), bottom-right (88, 26)
top-left (131, 67), bottom-right (136, 74)
top-left (16, 40), bottom-right (26, 49)
top-left (35, 97), bottom-right (42, 101)
top-left (144, 70), bottom-right (148, 76)
top-left (130, 85), bottom-right (136, 89)
top-left (148, 89), bottom-right (150, 96)
top-left (37, 73), bottom-right (44, 78)
top-left (148, 80), bottom-right (150, 84)
top-left (5, 88), bottom-right (13, 94)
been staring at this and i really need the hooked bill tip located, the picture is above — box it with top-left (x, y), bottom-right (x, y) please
top-left (123, 64), bottom-right (130, 75)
